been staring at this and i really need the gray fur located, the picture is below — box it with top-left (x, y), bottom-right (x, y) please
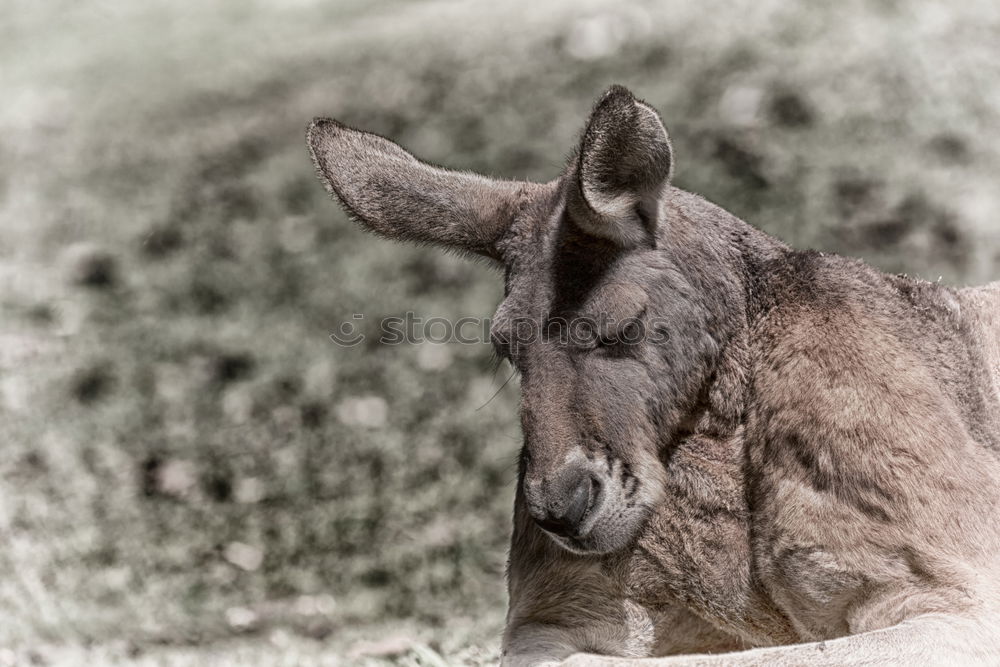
top-left (307, 86), bottom-right (1000, 665)
top-left (307, 117), bottom-right (540, 261)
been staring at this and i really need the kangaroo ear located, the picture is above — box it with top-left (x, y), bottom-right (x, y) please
top-left (307, 119), bottom-right (533, 261)
top-left (567, 85), bottom-right (673, 247)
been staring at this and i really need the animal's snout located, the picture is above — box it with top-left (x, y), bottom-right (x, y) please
top-left (527, 467), bottom-right (598, 538)
top-left (521, 449), bottom-right (652, 554)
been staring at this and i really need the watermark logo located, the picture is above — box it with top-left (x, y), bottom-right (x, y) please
top-left (329, 312), bottom-right (667, 348)
top-left (329, 314), bottom-right (366, 347)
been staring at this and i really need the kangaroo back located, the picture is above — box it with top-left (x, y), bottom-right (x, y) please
top-left (961, 282), bottom-right (1000, 435)
top-left (979, 283), bottom-right (1000, 392)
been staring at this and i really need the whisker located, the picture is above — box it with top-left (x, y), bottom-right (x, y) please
top-left (477, 365), bottom-right (518, 411)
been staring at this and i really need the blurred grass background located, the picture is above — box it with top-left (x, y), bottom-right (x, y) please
top-left (2, 0), bottom-right (1000, 663)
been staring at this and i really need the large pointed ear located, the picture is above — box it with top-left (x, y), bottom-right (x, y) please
top-left (307, 119), bottom-right (533, 261)
top-left (567, 85), bottom-right (673, 247)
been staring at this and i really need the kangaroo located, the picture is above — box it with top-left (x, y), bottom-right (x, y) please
top-left (307, 85), bottom-right (1000, 665)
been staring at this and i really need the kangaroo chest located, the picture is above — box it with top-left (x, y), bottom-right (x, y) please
top-left (613, 425), bottom-right (927, 647)
top-left (610, 431), bottom-right (790, 645)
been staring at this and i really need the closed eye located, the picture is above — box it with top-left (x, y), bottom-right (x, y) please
top-left (490, 329), bottom-right (514, 362)
top-left (593, 310), bottom-right (647, 353)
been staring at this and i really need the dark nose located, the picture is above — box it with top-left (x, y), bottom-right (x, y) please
top-left (534, 472), bottom-right (593, 538)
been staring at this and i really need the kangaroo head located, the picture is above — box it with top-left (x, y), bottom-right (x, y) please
top-left (309, 85), bottom-right (731, 555)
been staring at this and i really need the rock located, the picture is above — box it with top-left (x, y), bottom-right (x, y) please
top-left (225, 606), bottom-right (259, 632)
top-left (234, 477), bottom-right (265, 504)
top-left (718, 84), bottom-right (763, 127)
top-left (269, 628), bottom-right (292, 648)
top-left (563, 9), bottom-right (649, 61)
top-left (223, 541), bottom-right (264, 572)
top-left (348, 634), bottom-right (417, 660)
top-left (335, 395), bottom-right (388, 428)
top-left (279, 215), bottom-right (317, 254)
top-left (417, 343), bottom-right (452, 371)
top-left (564, 14), bottom-right (628, 61)
top-left (298, 617), bottom-right (335, 641)
top-left (221, 388), bottom-right (254, 424)
top-left (155, 459), bottom-right (197, 499)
